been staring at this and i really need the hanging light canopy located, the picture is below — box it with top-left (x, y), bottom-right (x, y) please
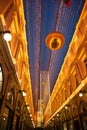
top-left (45, 32), bottom-right (65, 51)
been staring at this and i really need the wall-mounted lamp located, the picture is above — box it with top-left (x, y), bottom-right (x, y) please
top-left (21, 90), bottom-right (26, 97)
top-left (65, 105), bottom-right (68, 110)
top-left (52, 118), bottom-right (54, 121)
top-left (3, 117), bottom-right (6, 121)
top-left (31, 118), bottom-right (33, 121)
top-left (57, 113), bottom-right (60, 117)
top-left (30, 114), bottom-right (32, 117)
top-left (0, 30), bottom-right (12, 42)
top-left (25, 104), bottom-right (30, 110)
top-left (79, 90), bottom-right (86, 97)
top-left (27, 106), bottom-right (30, 110)
top-left (18, 89), bottom-right (26, 97)
top-left (79, 92), bottom-right (83, 97)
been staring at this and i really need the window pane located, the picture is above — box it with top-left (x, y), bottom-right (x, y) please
top-left (0, 66), bottom-right (1, 71)
top-left (0, 72), bottom-right (2, 81)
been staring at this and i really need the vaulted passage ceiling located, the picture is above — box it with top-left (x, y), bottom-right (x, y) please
top-left (23, 0), bottom-right (85, 113)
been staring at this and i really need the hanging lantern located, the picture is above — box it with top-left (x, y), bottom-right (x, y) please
top-left (45, 32), bottom-right (65, 51)
top-left (64, 0), bottom-right (70, 7)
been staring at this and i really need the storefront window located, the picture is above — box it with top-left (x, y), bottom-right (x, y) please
top-left (68, 120), bottom-right (74, 130)
top-left (7, 88), bottom-right (14, 105)
top-left (0, 107), bottom-right (10, 130)
top-left (79, 101), bottom-right (87, 114)
top-left (13, 115), bottom-right (20, 130)
top-left (17, 98), bottom-right (21, 112)
top-left (63, 122), bottom-right (68, 130)
top-left (0, 65), bottom-right (3, 93)
top-left (82, 116), bottom-right (87, 130)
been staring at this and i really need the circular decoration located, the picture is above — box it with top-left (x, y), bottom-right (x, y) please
top-left (45, 32), bottom-right (65, 50)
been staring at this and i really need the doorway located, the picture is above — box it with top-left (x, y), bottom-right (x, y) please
top-left (73, 119), bottom-right (80, 130)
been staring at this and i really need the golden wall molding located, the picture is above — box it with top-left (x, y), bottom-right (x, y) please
top-left (0, 0), bottom-right (34, 124)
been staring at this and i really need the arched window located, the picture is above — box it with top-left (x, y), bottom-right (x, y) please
top-left (7, 88), bottom-right (14, 106)
top-left (0, 65), bottom-right (3, 93)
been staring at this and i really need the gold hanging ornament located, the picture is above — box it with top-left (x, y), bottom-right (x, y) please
top-left (45, 32), bottom-right (65, 51)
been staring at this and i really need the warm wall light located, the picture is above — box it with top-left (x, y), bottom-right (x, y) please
top-left (22, 90), bottom-right (26, 97)
top-left (0, 30), bottom-right (12, 42)
top-left (3, 117), bottom-right (6, 121)
top-left (18, 89), bottom-right (26, 97)
top-left (65, 106), bottom-right (68, 109)
top-left (25, 104), bottom-right (30, 110)
top-left (79, 90), bottom-right (87, 97)
top-left (79, 92), bottom-right (83, 97)
top-left (27, 105), bottom-right (30, 110)
top-left (57, 113), bottom-right (60, 117)
top-left (31, 118), bottom-right (33, 121)
top-left (51, 118), bottom-right (54, 121)
top-left (30, 114), bottom-right (32, 117)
